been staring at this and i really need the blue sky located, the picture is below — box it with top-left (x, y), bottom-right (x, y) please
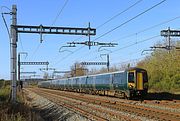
top-left (0, 0), bottom-right (180, 79)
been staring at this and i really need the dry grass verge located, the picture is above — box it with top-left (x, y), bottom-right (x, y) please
top-left (0, 83), bottom-right (43, 121)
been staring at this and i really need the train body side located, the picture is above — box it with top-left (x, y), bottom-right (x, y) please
top-left (38, 67), bottom-right (148, 99)
top-left (39, 71), bottom-right (128, 93)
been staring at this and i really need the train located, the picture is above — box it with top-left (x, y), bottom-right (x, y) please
top-left (38, 67), bottom-right (148, 99)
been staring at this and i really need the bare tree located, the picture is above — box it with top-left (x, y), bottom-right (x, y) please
top-left (70, 62), bottom-right (87, 77)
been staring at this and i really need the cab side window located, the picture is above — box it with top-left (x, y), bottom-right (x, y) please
top-left (143, 72), bottom-right (148, 82)
top-left (128, 72), bottom-right (135, 83)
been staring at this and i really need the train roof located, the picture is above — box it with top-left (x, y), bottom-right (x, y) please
top-left (126, 67), bottom-right (146, 72)
top-left (40, 67), bottom-right (147, 83)
top-left (50, 70), bottom-right (126, 82)
top-left (71, 67), bottom-right (146, 79)
top-left (74, 70), bottom-right (125, 78)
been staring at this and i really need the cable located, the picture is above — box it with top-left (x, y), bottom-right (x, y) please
top-left (73, 0), bottom-right (143, 41)
top-left (52, 0), bottom-right (146, 65)
top-left (18, 34), bottom-right (24, 51)
top-left (83, 35), bottom-right (160, 61)
top-left (96, 0), bottom-right (143, 29)
top-left (1, 6), bottom-right (11, 12)
top-left (112, 57), bottom-right (144, 66)
top-left (94, 0), bottom-right (167, 41)
top-left (54, 34), bottom-right (160, 67)
top-left (69, 0), bottom-right (168, 61)
top-left (54, 0), bottom-right (167, 65)
top-left (50, 14), bottom-right (180, 66)
top-left (30, 0), bottom-right (69, 60)
top-left (111, 27), bottom-right (179, 54)
top-left (1, 6), bottom-right (12, 57)
top-left (111, 35), bottom-right (160, 53)
top-left (1, 6), bottom-right (12, 41)
top-left (71, 13), bottom-right (179, 62)
top-left (31, 43), bottom-right (41, 60)
top-left (113, 15), bottom-right (180, 43)
top-left (1, 13), bottom-right (11, 42)
top-left (51, 0), bottom-right (69, 26)
top-left (65, 16), bottom-right (180, 63)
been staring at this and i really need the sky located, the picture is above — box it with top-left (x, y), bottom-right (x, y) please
top-left (0, 0), bottom-right (180, 79)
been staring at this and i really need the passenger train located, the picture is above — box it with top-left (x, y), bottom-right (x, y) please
top-left (38, 67), bottom-right (148, 99)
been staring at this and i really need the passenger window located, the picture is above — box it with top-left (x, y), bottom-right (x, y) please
top-left (128, 72), bottom-right (135, 83)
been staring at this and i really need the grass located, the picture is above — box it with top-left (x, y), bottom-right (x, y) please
top-left (0, 86), bottom-right (10, 102)
top-left (0, 84), bottom-right (24, 121)
top-left (0, 81), bottom-right (33, 121)
top-left (0, 104), bottom-right (26, 121)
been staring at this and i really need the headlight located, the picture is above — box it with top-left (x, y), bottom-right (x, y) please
top-left (129, 84), bottom-right (134, 88)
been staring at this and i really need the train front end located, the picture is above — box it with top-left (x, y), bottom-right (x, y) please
top-left (127, 68), bottom-right (148, 98)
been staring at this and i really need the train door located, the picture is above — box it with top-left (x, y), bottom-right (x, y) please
top-left (93, 76), bottom-right (96, 90)
top-left (136, 72), bottom-right (143, 90)
top-left (142, 71), bottom-right (148, 92)
top-left (79, 78), bottom-right (81, 90)
top-left (110, 74), bottom-right (114, 90)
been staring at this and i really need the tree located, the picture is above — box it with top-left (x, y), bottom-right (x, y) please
top-left (70, 62), bottom-right (87, 77)
top-left (137, 41), bottom-right (180, 93)
top-left (43, 72), bottom-right (49, 80)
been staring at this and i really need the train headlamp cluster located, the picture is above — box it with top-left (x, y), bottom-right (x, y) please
top-left (129, 84), bottom-right (134, 88)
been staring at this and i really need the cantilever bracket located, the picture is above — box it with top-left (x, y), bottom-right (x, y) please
top-left (67, 41), bottom-right (118, 50)
top-left (98, 45), bottom-right (114, 52)
top-left (59, 45), bottom-right (76, 53)
top-left (59, 50), bottom-right (73, 53)
top-left (100, 53), bottom-right (107, 59)
top-left (141, 49), bottom-right (155, 55)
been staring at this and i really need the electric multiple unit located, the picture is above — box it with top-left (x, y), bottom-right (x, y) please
top-left (38, 67), bottom-right (148, 99)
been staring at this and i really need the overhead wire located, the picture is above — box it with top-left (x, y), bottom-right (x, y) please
top-left (48, 0), bottom-right (74, 64)
top-left (106, 29), bottom-right (180, 66)
top-left (110, 35), bottom-right (160, 54)
top-left (86, 35), bottom-right (160, 61)
top-left (89, 47), bottom-right (143, 62)
top-left (96, 0), bottom-right (144, 29)
top-left (51, 0), bottom-right (69, 26)
top-left (93, 0), bottom-right (167, 41)
top-left (42, 14), bottom-right (180, 63)
top-left (30, 0), bottom-right (69, 61)
top-left (31, 43), bottom-right (41, 60)
top-left (18, 34), bottom-right (24, 52)
top-left (1, 6), bottom-right (12, 56)
top-left (113, 15), bottom-right (180, 43)
top-left (112, 57), bottom-right (145, 67)
top-left (1, 6), bottom-right (27, 65)
top-left (52, 0), bottom-right (145, 66)
top-left (72, 0), bottom-right (143, 42)
top-left (1, 6), bottom-right (11, 11)
top-left (101, 29), bottom-right (180, 63)
top-left (54, 0), bottom-right (167, 65)
top-left (1, 12), bottom-right (11, 42)
top-left (67, 0), bottom-right (169, 62)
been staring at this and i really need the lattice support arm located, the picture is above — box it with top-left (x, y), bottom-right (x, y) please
top-left (12, 25), bottom-right (96, 35)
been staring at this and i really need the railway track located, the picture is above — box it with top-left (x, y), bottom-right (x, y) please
top-left (143, 100), bottom-right (180, 109)
top-left (25, 87), bottom-right (180, 121)
top-left (25, 88), bottom-right (135, 121)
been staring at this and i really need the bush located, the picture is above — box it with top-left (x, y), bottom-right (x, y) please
top-left (137, 41), bottom-right (180, 93)
top-left (0, 86), bottom-right (10, 102)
